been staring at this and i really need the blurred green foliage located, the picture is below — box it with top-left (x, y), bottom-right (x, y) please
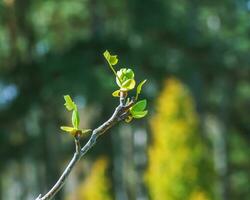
top-left (0, 0), bottom-right (249, 199)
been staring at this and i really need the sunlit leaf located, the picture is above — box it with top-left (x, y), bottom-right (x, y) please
top-left (60, 126), bottom-right (91, 137)
top-left (103, 50), bottom-right (110, 61)
top-left (130, 99), bottom-right (147, 113)
top-left (123, 69), bottom-right (134, 79)
top-left (131, 110), bottom-right (148, 118)
top-left (121, 79), bottom-right (136, 91)
top-left (64, 95), bottom-right (76, 111)
top-left (116, 68), bottom-right (135, 87)
top-left (112, 90), bottom-right (120, 97)
top-left (103, 50), bottom-right (118, 65)
top-left (136, 79), bottom-right (147, 100)
top-left (60, 126), bottom-right (77, 136)
top-left (109, 55), bottom-right (118, 65)
top-left (72, 110), bottom-right (80, 129)
top-left (60, 126), bottom-right (75, 132)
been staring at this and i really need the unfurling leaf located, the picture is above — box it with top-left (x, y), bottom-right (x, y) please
top-left (103, 50), bottom-right (118, 65)
top-left (109, 56), bottom-right (118, 65)
top-left (121, 79), bottom-right (136, 91)
top-left (60, 126), bottom-right (75, 132)
top-left (117, 68), bottom-right (134, 81)
top-left (112, 90), bottom-right (120, 97)
top-left (64, 95), bottom-right (76, 111)
top-left (103, 50), bottom-right (121, 83)
top-left (61, 126), bottom-right (91, 137)
top-left (136, 79), bottom-right (147, 100)
top-left (116, 68), bottom-right (135, 87)
top-left (72, 110), bottom-right (80, 129)
top-left (60, 126), bottom-right (77, 136)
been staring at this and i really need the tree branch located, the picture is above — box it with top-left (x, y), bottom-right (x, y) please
top-left (35, 98), bottom-right (133, 200)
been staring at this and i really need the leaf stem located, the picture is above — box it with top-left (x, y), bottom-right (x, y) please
top-left (108, 63), bottom-right (122, 85)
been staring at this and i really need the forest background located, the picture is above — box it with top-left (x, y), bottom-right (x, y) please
top-left (0, 0), bottom-right (249, 200)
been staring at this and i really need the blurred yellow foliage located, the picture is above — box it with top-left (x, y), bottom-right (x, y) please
top-left (145, 78), bottom-right (213, 200)
top-left (67, 157), bottom-right (112, 200)
top-left (189, 191), bottom-right (210, 200)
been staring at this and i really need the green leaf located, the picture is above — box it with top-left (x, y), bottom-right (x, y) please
top-left (116, 68), bottom-right (135, 87)
top-left (103, 50), bottom-right (118, 65)
top-left (130, 100), bottom-right (148, 119)
top-left (60, 126), bottom-right (91, 137)
top-left (60, 126), bottom-right (77, 136)
top-left (136, 79), bottom-right (147, 100)
top-left (72, 110), bottom-right (80, 129)
top-left (131, 110), bottom-right (148, 118)
top-left (124, 69), bottom-right (134, 79)
top-left (130, 99), bottom-right (147, 113)
top-left (64, 95), bottom-right (76, 111)
top-left (116, 69), bottom-right (125, 87)
top-left (103, 50), bottom-right (110, 61)
top-left (60, 126), bottom-right (75, 132)
top-left (121, 79), bottom-right (136, 91)
top-left (103, 50), bottom-right (121, 83)
top-left (112, 90), bottom-right (120, 97)
top-left (109, 55), bottom-right (118, 65)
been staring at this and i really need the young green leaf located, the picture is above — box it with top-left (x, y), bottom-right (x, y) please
top-left (60, 126), bottom-right (77, 136)
top-left (121, 79), bottom-right (136, 91)
top-left (112, 90), bottom-right (120, 97)
top-left (130, 99), bottom-right (148, 119)
top-left (109, 55), bottom-right (118, 65)
top-left (136, 79), bottom-right (147, 100)
top-left (64, 95), bottom-right (76, 111)
top-left (116, 68), bottom-right (135, 87)
top-left (103, 50), bottom-right (121, 84)
top-left (60, 126), bottom-right (75, 132)
top-left (130, 99), bottom-right (147, 113)
top-left (72, 110), bottom-right (80, 129)
top-left (103, 50), bottom-right (118, 65)
top-left (131, 110), bottom-right (148, 118)
top-left (61, 126), bottom-right (91, 137)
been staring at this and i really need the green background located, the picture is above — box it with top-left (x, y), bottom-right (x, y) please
top-left (0, 0), bottom-right (249, 199)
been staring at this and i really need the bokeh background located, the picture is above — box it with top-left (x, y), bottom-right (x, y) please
top-left (0, 0), bottom-right (249, 199)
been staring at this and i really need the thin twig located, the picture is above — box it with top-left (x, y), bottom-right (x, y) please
top-left (35, 97), bottom-right (132, 200)
top-left (74, 137), bottom-right (81, 154)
